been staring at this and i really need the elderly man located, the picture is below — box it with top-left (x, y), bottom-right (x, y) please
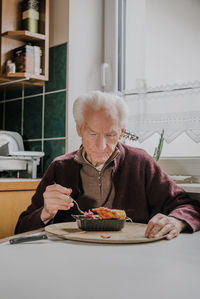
top-left (15, 91), bottom-right (200, 239)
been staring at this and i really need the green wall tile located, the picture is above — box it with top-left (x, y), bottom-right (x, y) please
top-left (23, 96), bottom-right (43, 139)
top-left (0, 88), bottom-right (4, 102)
top-left (45, 43), bottom-right (67, 92)
top-left (5, 86), bottom-right (22, 100)
top-left (0, 103), bottom-right (3, 128)
top-left (2, 42), bottom-right (67, 160)
top-left (24, 140), bottom-right (42, 151)
top-left (43, 139), bottom-right (65, 172)
top-left (5, 100), bottom-right (22, 134)
top-left (24, 85), bottom-right (43, 97)
top-left (44, 91), bottom-right (66, 138)
top-left (24, 140), bottom-right (43, 176)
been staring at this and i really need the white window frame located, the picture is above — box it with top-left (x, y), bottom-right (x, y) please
top-left (103, 0), bottom-right (200, 94)
top-left (103, 0), bottom-right (200, 159)
top-left (103, 0), bottom-right (119, 93)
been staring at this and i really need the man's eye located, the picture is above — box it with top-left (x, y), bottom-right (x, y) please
top-left (106, 134), bottom-right (115, 137)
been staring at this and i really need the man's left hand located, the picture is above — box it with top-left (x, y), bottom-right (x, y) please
top-left (145, 213), bottom-right (187, 240)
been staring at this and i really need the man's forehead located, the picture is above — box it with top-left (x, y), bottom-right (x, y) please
top-left (84, 122), bottom-right (119, 132)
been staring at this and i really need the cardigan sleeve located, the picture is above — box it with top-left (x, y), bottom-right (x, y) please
top-left (14, 161), bottom-right (56, 234)
top-left (144, 156), bottom-right (200, 232)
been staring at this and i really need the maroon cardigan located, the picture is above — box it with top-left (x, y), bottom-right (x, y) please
top-left (15, 142), bottom-right (200, 234)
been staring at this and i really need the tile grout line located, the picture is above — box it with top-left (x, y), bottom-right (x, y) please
top-left (21, 86), bottom-right (24, 136)
top-left (2, 87), bottom-right (5, 129)
top-left (24, 137), bottom-right (66, 142)
top-left (45, 88), bottom-right (67, 95)
top-left (41, 84), bottom-right (45, 173)
top-left (23, 88), bottom-right (67, 100)
top-left (42, 84), bottom-right (45, 151)
top-left (0, 88), bottom-right (67, 103)
top-left (24, 92), bottom-right (43, 99)
top-left (2, 96), bottom-right (22, 103)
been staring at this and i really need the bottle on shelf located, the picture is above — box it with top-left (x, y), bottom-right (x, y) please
top-left (21, 0), bottom-right (40, 34)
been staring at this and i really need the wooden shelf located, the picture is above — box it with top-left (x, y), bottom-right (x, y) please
top-left (5, 72), bottom-right (45, 80)
top-left (0, 75), bottom-right (44, 87)
top-left (2, 30), bottom-right (46, 41)
top-left (0, 0), bottom-right (49, 84)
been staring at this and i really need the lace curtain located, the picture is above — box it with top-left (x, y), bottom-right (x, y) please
top-left (123, 87), bottom-right (200, 143)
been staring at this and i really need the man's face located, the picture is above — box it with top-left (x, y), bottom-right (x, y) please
top-left (76, 107), bottom-right (124, 167)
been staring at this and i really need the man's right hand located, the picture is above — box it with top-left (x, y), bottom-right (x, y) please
top-left (40, 184), bottom-right (74, 224)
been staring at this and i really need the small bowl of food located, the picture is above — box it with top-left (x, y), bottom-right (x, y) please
top-left (72, 207), bottom-right (127, 231)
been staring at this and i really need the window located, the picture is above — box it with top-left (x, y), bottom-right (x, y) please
top-left (103, 0), bottom-right (200, 157)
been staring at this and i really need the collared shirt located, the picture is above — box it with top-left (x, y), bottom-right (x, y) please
top-left (74, 146), bottom-right (120, 210)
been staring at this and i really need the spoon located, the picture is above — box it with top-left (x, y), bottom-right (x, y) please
top-left (72, 198), bottom-right (85, 215)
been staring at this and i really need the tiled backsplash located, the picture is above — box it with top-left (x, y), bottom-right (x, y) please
top-left (0, 43), bottom-right (67, 176)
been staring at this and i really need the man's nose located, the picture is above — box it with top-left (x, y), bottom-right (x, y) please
top-left (96, 136), bottom-right (106, 150)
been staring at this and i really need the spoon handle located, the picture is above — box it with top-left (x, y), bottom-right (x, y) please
top-left (72, 198), bottom-right (85, 214)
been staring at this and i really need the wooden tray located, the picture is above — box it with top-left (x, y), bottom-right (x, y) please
top-left (45, 222), bottom-right (166, 244)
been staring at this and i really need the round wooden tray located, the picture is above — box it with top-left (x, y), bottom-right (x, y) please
top-left (45, 222), bottom-right (166, 244)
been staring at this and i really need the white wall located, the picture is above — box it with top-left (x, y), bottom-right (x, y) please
top-left (49, 0), bottom-right (69, 47)
top-left (67, 0), bottom-right (104, 152)
top-left (49, 0), bottom-right (103, 153)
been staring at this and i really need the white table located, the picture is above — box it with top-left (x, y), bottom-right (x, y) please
top-left (0, 230), bottom-right (199, 299)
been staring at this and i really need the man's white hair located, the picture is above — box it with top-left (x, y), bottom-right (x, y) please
top-left (73, 90), bottom-right (128, 128)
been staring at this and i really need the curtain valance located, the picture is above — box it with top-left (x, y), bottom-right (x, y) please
top-left (123, 88), bottom-right (200, 143)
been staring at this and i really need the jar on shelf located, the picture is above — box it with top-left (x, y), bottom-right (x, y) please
top-left (21, 0), bottom-right (39, 33)
top-left (6, 60), bottom-right (16, 74)
top-left (13, 44), bottom-right (42, 75)
top-left (13, 44), bottom-right (34, 73)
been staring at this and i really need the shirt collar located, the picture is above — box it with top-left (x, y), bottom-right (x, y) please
top-left (74, 145), bottom-right (120, 169)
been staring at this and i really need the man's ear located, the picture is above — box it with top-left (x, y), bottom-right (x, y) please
top-left (76, 124), bottom-right (82, 137)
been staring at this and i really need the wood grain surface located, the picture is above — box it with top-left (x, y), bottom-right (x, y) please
top-left (45, 222), bottom-right (166, 244)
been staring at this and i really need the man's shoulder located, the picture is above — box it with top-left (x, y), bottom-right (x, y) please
top-left (118, 142), bottom-right (151, 159)
top-left (52, 150), bottom-right (77, 163)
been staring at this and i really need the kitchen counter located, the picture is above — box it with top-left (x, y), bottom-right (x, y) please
top-left (1, 179), bottom-right (199, 192)
top-left (0, 178), bottom-right (41, 182)
top-left (0, 179), bottom-right (40, 239)
top-left (0, 178), bottom-right (40, 191)
top-left (178, 183), bottom-right (200, 193)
